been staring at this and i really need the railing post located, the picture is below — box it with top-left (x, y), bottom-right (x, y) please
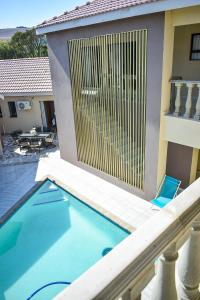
top-left (178, 215), bottom-right (200, 300)
top-left (173, 82), bottom-right (183, 117)
top-left (184, 82), bottom-right (194, 118)
top-left (151, 244), bottom-right (178, 300)
top-left (194, 83), bottom-right (200, 121)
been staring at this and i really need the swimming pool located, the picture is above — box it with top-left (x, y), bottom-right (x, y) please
top-left (0, 179), bottom-right (129, 300)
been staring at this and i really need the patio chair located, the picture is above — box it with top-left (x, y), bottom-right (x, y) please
top-left (151, 175), bottom-right (181, 208)
top-left (19, 138), bottom-right (30, 151)
top-left (45, 133), bottom-right (55, 147)
top-left (29, 138), bottom-right (42, 152)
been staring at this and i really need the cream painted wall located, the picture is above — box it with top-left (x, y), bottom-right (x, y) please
top-left (189, 148), bottom-right (199, 184)
top-left (173, 24), bottom-right (200, 81)
top-left (0, 95), bottom-right (53, 134)
top-left (156, 11), bottom-right (174, 188)
top-left (172, 6), bottom-right (200, 27)
top-left (164, 115), bottom-right (200, 149)
top-left (157, 6), bottom-right (200, 188)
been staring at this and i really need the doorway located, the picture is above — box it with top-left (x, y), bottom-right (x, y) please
top-left (40, 101), bottom-right (56, 131)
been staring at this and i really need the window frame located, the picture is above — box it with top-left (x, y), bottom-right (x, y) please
top-left (190, 33), bottom-right (200, 61)
top-left (8, 101), bottom-right (17, 118)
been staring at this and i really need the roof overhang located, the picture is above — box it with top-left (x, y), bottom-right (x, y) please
top-left (0, 91), bottom-right (53, 97)
top-left (0, 94), bottom-right (4, 100)
top-left (36, 0), bottom-right (200, 35)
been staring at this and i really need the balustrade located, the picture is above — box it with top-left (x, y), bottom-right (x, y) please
top-left (170, 80), bottom-right (200, 120)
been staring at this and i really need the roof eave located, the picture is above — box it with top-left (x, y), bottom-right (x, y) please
top-left (36, 0), bottom-right (200, 35)
top-left (0, 91), bottom-right (53, 97)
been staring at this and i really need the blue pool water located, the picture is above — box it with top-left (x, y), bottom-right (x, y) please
top-left (0, 180), bottom-right (129, 300)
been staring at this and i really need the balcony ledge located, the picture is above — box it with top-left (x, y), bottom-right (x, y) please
top-left (163, 114), bottom-right (200, 148)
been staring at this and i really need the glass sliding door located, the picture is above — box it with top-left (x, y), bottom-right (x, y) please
top-left (68, 30), bottom-right (147, 190)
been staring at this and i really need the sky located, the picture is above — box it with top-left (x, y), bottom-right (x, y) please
top-left (0, 0), bottom-right (88, 28)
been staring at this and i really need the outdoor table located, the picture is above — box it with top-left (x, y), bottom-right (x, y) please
top-left (19, 133), bottom-right (51, 140)
top-left (19, 133), bottom-right (51, 149)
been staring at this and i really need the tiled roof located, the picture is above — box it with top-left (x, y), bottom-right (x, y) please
top-left (0, 57), bottom-right (52, 95)
top-left (38, 0), bottom-right (160, 28)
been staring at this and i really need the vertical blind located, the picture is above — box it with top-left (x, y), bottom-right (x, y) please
top-left (68, 29), bottom-right (147, 190)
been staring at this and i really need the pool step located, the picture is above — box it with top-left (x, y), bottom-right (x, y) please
top-left (33, 198), bottom-right (69, 206)
top-left (34, 189), bottom-right (70, 205)
top-left (39, 188), bottom-right (59, 194)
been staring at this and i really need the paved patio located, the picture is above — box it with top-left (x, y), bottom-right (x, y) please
top-left (0, 162), bottom-right (38, 218)
top-left (0, 134), bottom-right (60, 166)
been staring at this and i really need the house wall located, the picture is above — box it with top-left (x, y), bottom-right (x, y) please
top-left (47, 12), bottom-right (165, 200)
top-left (189, 148), bottom-right (199, 184)
top-left (166, 142), bottom-right (193, 189)
top-left (164, 115), bottom-right (200, 149)
top-left (156, 11), bottom-right (175, 189)
top-left (0, 95), bottom-right (53, 134)
top-left (172, 5), bottom-right (200, 27)
top-left (157, 6), bottom-right (200, 189)
top-left (173, 23), bottom-right (200, 81)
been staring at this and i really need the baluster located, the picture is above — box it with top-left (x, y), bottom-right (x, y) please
top-left (173, 82), bottom-right (183, 117)
top-left (178, 215), bottom-right (200, 300)
top-left (151, 244), bottom-right (178, 300)
top-left (194, 83), bottom-right (200, 120)
top-left (121, 290), bottom-right (141, 300)
top-left (184, 82), bottom-right (194, 118)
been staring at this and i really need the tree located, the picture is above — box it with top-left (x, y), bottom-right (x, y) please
top-left (0, 41), bottom-right (15, 59)
top-left (0, 28), bottom-right (48, 59)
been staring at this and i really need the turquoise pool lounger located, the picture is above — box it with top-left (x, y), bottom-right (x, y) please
top-left (151, 175), bottom-right (181, 208)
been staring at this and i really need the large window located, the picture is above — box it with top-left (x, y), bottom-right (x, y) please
top-left (190, 33), bottom-right (200, 61)
top-left (8, 101), bottom-right (17, 118)
top-left (68, 30), bottom-right (147, 189)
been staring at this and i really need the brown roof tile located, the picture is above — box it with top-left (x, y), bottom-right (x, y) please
top-left (37, 0), bottom-right (160, 28)
top-left (0, 57), bottom-right (52, 95)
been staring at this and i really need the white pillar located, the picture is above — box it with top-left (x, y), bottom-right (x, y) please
top-left (173, 82), bottom-right (183, 117)
top-left (184, 83), bottom-right (194, 118)
top-left (194, 84), bottom-right (200, 121)
top-left (178, 215), bottom-right (200, 300)
top-left (151, 244), bottom-right (178, 300)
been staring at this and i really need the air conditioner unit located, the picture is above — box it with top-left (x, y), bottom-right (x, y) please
top-left (16, 100), bottom-right (32, 111)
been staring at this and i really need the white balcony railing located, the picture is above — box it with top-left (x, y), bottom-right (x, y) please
top-left (55, 177), bottom-right (200, 300)
top-left (169, 80), bottom-right (200, 120)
